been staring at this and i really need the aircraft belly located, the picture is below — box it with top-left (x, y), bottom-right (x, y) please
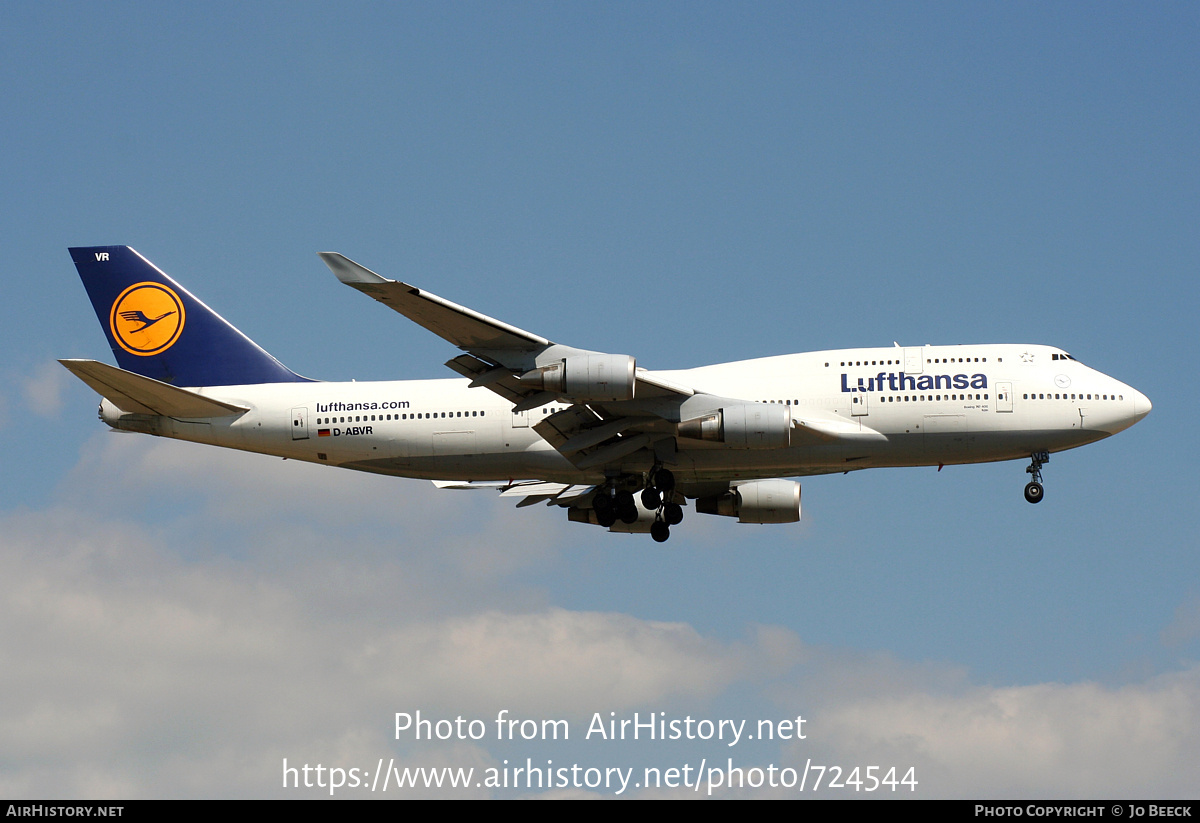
top-left (148, 404), bottom-right (1110, 487)
top-left (162, 418), bottom-right (213, 444)
top-left (155, 414), bottom-right (254, 451)
top-left (672, 423), bottom-right (1105, 479)
top-left (671, 443), bottom-right (867, 481)
top-left (344, 448), bottom-right (583, 482)
top-left (922, 414), bottom-right (969, 458)
top-left (871, 428), bottom-right (1103, 468)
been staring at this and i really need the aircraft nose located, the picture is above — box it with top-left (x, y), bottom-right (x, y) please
top-left (1133, 389), bottom-right (1152, 422)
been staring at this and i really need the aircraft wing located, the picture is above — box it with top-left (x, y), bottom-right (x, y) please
top-left (319, 252), bottom-right (690, 406)
top-left (320, 253), bottom-right (883, 469)
top-left (318, 253), bottom-right (549, 353)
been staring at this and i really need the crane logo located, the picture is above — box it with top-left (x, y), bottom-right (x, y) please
top-left (109, 282), bottom-right (186, 356)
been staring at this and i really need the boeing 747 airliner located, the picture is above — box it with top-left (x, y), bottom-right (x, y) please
top-left (62, 246), bottom-right (1151, 542)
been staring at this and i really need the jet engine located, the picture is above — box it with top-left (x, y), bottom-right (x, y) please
top-left (695, 479), bottom-right (801, 524)
top-left (520, 354), bottom-right (636, 402)
top-left (677, 403), bottom-right (791, 449)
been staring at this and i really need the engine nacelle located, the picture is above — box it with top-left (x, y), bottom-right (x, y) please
top-left (677, 403), bottom-right (791, 449)
top-left (695, 479), bottom-right (801, 524)
top-left (521, 354), bottom-right (636, 402)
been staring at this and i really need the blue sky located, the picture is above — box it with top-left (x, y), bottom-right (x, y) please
top-left (2, 2), bottom-right (1197, 797)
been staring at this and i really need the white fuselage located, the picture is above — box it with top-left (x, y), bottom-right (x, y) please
top-left (101, 344), bottom-right (1150, 485)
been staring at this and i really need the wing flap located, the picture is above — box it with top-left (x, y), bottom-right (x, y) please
top-left (432, 478), bottom-right (597, 510)
top-left (530, 405), bottom-right (603, 451)
top-left (499, 481), bottom-right (572, 498)
top-left (443, 354), bottom-right (531, 404)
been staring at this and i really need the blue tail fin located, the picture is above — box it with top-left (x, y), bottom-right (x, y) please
top-left (70, 246), bottom-right (310, 386)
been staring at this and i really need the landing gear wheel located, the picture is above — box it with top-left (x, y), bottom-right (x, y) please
top-left (640, 486), bottom-right (661, 510)
top-left (651, 521), bottom-right (670, 543)
top-left (616, 491), bottom-right (638, 524)
top-left (1024, 451), bottom-right (1049, 504)
top-left (593, 492), bottom-right (613, 514)
top-left (663, 502), bottom-right (684, 526)
top-left (1024, 482), bottom-right (1043, 504)
top-left (594, 490), bottom-right (617, 527)
top-left (653, 468), bottom-right (675, 493)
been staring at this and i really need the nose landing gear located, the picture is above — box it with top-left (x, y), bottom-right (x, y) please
top-left (1024, 451), bottom-right (1049, 504)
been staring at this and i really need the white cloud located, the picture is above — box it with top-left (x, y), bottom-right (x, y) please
top-left (0, 499), bottom-right (783, 797)
top-left (374, 609), bottom-right (763, 715)
top-left (4, 429), bottom-right (1197, 798)
top-left (780, 659), bottom-right (1200, 798)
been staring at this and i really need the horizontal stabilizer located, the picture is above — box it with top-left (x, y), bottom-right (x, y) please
top-left (59, 359), bottom-right (248, 418)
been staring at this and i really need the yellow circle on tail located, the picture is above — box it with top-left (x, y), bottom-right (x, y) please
top-left (109, 282), bottom-right (186, 356)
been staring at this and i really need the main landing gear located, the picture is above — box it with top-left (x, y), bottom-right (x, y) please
top-left (591, 487), bottom-right (630, 528)
top-left (647, 468), bottom-right (683, 543)
top-left (1024, 451), bottom-right (1049, 504)
top-left (593, 468), bottom-right (683, 542)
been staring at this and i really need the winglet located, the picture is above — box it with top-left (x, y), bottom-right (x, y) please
top-left (317, 252), bottom-right (390, 285)
top-left (317, 252), bottom-right (550, 352)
